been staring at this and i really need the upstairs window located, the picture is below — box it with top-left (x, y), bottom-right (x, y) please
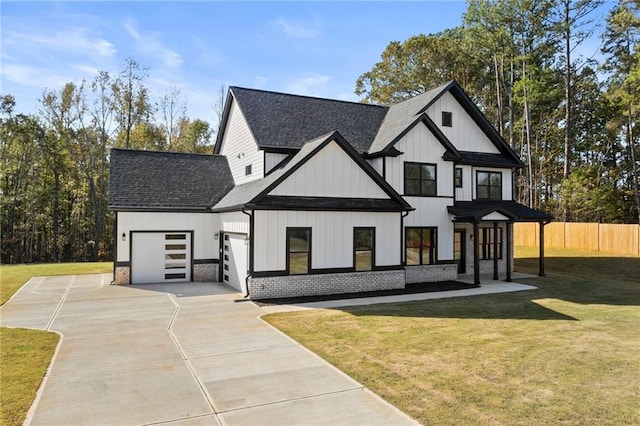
top-left (455, 168), bottom-right (463, 188)
top-left (477, 171), bottom-right (502, 200)
top-left (442, 111), bottom-right (453, 127)
top-left (405, 162), bottom-right (437, 196)
top-left (245, 164), bottom-right (252, 176)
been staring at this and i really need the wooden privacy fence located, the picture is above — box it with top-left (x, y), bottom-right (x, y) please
top-left (514, 222), bottom-right (640, 256)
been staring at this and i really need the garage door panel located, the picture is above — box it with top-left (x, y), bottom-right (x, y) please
top-left (222, 233), bottom-right (247, 293)
top-left (132, 232), bottom-right (191, 284)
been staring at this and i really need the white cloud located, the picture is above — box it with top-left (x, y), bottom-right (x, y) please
top-left (254, 75), bottom-right (268, 86)
top-left (4, 26), bottom-right (116, 59)
top-left (285, 73), bottom-right (332, 96)
top-left (1, 63), bottom-right (77, 89)
top-left (271, 16), bottom-right (320, 39)
top-left (123, 19), bottom-right (183, 68)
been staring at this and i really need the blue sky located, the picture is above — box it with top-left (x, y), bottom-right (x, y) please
top-left (1, 1), bottom-right (612, 123)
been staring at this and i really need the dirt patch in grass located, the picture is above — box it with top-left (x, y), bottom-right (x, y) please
top-left (253, 281), bottom-right (478, 306)
top-left (0, 328), bottom-right (59, 426)
top-left (264, 247), bottom-right (640, 425)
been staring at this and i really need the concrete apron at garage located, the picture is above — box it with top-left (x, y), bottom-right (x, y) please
top-left (0, 275), bottom-right (417, 426)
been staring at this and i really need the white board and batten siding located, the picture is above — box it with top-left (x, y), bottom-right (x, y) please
top-left (269, 140), bottom-right (388, 198)
top-left (455, 164), bottom-right (473, 201)
top-left (218, 211), bottom-right (250, 235)
top-left (384, 124), bottom-right (454, 197)
top-left (366, 157), bottom-right (384, 176)
top-left (218, 99), bottom-right (264, 185)
top-left (383, 122), bottom-right (456, 261)
top-left (425, 91), bottom-right (500, 154)
top-left (253, 210), bottom-right (401, 272)
top-left (264, 152), bottom-right (289, 174)
top-left (116, 212), bottom-right (218, 263)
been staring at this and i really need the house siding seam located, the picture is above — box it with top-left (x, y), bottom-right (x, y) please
top-left (405, 264), bottom-right (458, 284)
top-left (247, 270), bottom-right (405, 299)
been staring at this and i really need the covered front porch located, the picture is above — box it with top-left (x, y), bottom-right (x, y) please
top-left (449, 200), bottom-right (553, 285)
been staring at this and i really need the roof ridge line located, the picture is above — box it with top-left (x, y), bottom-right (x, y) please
top-left (230, 86), bottom-right (388, 109)
top-left (111, 148), bottom-right (218, 158)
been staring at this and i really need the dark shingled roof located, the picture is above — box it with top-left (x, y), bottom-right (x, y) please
top-left (444, 151), bottom-right (523, 168)
top-left (226, 86), bottom-right (389, 154)
top-left (448, 201), bottom-right (552, 222)
top-left (109, 149), bottom-right (234, 211)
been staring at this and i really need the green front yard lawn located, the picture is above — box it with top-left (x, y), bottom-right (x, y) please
top-left (0, 262), bottom-right (112, 426)
top-left (264, 247), bottom-right (640, 425)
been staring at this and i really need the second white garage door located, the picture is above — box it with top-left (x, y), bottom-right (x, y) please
top-left (131, 232), bottom-right (192, 284)
top-left (222, 233), bottom-right (248, 294)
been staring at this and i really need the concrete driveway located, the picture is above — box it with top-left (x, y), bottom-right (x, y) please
top-left (0, 274), bottom-right (418, 426)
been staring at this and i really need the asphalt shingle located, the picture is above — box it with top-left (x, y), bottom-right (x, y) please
top-left (108, 149), bottom-right (234, 210)
top-left (229, 87), bottom-right (389, 154)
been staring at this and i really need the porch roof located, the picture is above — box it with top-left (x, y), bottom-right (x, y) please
top-left (448, 200), bottom-right (552, 223)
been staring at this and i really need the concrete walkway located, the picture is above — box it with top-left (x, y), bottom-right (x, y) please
top-left (261, 274), bottom-right (538, 314)
top-left (1, 274), bottom-right (418, 426)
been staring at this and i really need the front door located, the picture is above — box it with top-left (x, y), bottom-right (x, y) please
top-left (454, 229), bottom-right (466, 274)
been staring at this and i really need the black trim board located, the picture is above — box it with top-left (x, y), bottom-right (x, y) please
top-left (193, 259), bottom-right (219, 265)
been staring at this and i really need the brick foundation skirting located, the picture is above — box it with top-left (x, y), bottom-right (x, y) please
top-left (247, 269), bottom-right (405, 300)
top-left (114, 266), bottom-right (130, 285)
top-left (113, 264), bottom-right (218, 284)
top-left (194, 264), bottom-right (219, 282)
top-left (405, 264), bottom-right (458, 284)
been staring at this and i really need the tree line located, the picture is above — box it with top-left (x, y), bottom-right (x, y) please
top-left (356, 0), bottom-right (639, 224)
top-left (2, 0), bottom-right (638, 265)
top-left (1, 58), bottom-right (221, 264)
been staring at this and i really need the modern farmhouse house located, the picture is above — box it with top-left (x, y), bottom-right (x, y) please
top-left (109, 81), bottom-right (551, 298)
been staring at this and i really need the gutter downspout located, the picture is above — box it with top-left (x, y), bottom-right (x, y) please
top-left (400, 211), bottom-right (410, 267)
top-left (241, 208), bottom-right (253, 298)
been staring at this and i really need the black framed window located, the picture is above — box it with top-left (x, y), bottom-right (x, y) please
top-left (404, 162), bottom-right (437, 196)
top-left (405, 227), bottom-right (437, 265)
top-left (476, 171), bottom-right (502, 200)
top-left (455, 168), bottom-right (463, 188)
top-left (245, 164), bottom-right (252, 176)
top-left (479, 227), bottom-right (503, 260)
top-left (354, 228), bottom-right (375, 271)
top-left (286, 228), bottom-right (310, 275)
top-left (442, 111), bottom-right (453, 127)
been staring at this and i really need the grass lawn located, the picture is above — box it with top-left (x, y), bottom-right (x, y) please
top-left (264, 247), bottom-right (640, 425)
top-left (0, 262), bottom-right (112, 426)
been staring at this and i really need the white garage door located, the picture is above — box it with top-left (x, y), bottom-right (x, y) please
top-left (222, 233), bottom-right (248, 293)
top-left (131, 232), bottom-right (191, 284)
